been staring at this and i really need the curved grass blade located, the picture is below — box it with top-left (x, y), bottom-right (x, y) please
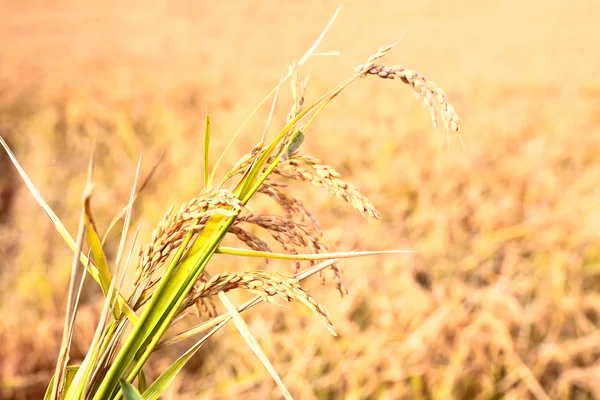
top-left (84, 193), bottom-right (118, 318)
top-left (79, 224), bottom-right (141, 397)
top-left (218, 291), bottom-right (293, 400)
top-left (66, 255), bottom-right (129, 398)
top-left (142, 318), bottom-right (229, 400)
top-left (51, 160), bottom-right (92, 400)
top-left (0, 137), bottom-right (137, 324)
top-left (120, 381), bottom-right (144, 400)
top-left (44, 366), bottom-right (80, 400)
top-left (138, 370), bottom-right (147, 393)
top-left (65, 161), bottom-right (145, 399)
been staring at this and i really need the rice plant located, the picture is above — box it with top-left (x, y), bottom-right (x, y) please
top-left (0, 9), bottom-right (461, 400)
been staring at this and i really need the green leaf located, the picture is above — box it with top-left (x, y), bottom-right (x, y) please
top-left (138, 370), bottom-right (147, 393)
top-left (218, 292), bottom-right (292, 400)
top-left (141, 347), bottom-right (197, 400)
top-left (93, 210), bottom-right (239, 400)
top-left (0, 137), bottom-right (138, 324)
top-left (143, 315), bottom-right (231, 400)
top-left (65, 321), bottom-right (118, 399)
top-left (44, 366), bottom-right (80, 400)
top-left (66, 157), bottom-right (143, 399)
top-left (84, 194), bottom-right (119, 319)
top-left (120, 381), bottom-right (144, 400)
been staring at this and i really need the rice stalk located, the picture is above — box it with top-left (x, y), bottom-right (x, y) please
top-left (134, 189), bottom-right (243, 287)
top-left (258, 182), bottom-right (322, 235)
top-left (275, 154), bottom-right (380, 219)
top-left (356, 63), bottom-right (462, 137)
top-left (181, 270), bottom-right (335, 335)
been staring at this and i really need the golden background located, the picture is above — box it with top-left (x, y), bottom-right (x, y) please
top-left (1, 0), bottom-right (600, 398)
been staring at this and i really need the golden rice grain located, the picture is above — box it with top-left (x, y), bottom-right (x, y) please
top-left (275, 155), bottom-right (380, 219)
top-left (356, 64), bottom-right (462, 134)
top-left (184, 270), bottom-right (336, 335)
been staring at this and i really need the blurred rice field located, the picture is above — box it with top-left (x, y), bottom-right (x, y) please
top-left (1, 0), bottom-right (600, 398)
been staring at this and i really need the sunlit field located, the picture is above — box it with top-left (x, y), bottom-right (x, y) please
top-left (2, 1), bottom-right (600, 399)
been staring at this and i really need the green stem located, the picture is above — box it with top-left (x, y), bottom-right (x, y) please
top-left (93, 212), bottom-right (237, 400)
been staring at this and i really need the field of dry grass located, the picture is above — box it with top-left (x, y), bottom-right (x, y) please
top-left (2, 0), bottom-right (600, 399)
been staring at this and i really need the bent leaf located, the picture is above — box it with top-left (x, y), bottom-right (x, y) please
top-left (120, 381), bottom-right (144, 400)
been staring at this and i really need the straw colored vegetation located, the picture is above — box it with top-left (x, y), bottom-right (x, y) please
top-left (1, 1), bottom-right (600, 399)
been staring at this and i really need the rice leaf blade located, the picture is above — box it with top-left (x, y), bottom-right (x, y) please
top-left (44, 366), bottom-right (80, 400)
top-left (216, 246), bottom-right (418, 260)
top-left (0, 137), bottom-right (138, 324)
top-left (93, 211), bottom-right (239, 399)
top-left (217, 291), bottom-right (293, 400)
top-left (120, 381), bottom-right (144, 400)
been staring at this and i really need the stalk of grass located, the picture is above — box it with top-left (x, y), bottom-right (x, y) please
top-left (50, 153), bottom-right (95, 399)
top-left (63, 156), bottom-right (143, 399)
top-left (0, 138), bottom-right (139, 325)
top-left (207, 5), bottom-right (342, 188)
